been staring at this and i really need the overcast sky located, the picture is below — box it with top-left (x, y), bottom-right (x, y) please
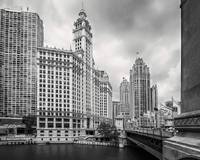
top-left (0, 0), bottom-right (181, 103)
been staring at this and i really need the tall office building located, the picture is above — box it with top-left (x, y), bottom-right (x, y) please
top-left (112, 101), bottom-right (120, 121)
top-left (93, 69), bottom-right (101, 119)
top-left (99, 70), bottom-right (112, 119)
top-left (119, 77), bottom-right (131, 118)
top-left (73, 8), bottom-right (93, 116)
top-left (0, 8), bottom-right (43, 117)
top-left (150, 84), bottom-right (158, 112)
top-left (36, 47), bottom-right (86, 141)
top-left (130, 57), bottom-right (151, 125)
top-left (36, 8), bottom-right (113, 142)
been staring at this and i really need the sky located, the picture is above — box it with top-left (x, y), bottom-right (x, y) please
top-left (0, 0), bottom-right (181, 103)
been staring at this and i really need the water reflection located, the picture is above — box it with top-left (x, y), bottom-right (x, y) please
top-left (0, 144), bottom-right (158, 160)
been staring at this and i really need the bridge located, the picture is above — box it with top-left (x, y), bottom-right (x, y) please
top-left (125, 128), bottom-right (173, 160)
top-left (125, 1), bottom-right (200, 160)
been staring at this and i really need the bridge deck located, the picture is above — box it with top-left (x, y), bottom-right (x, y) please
top-left (125, 128), bottom-right (174, 160)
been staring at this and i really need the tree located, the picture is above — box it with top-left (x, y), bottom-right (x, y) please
top-left (22, 115), bottom-right (36, 135)
top-left (97, 122), bottom-right (119, 141)
top-left (110, 125), bottom-right (120, 141)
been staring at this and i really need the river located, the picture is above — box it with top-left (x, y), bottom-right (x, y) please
top-left (0, 144), bottom-right (158, 160)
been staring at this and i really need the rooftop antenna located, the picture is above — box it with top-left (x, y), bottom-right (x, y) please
top-left (136, 51), bottom-right (140, 59)
top-left (81, 0), bottom-right (85, 11)
top-left (82, 0), bottom-right (84, 10)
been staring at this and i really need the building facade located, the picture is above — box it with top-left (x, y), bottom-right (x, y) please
top-left (157, 101), bottom-right (181, 128)
top-left (129, 57), bottom-right (158, 127)
top-left (36, 8), bottom-right (112, 142)
top-left (164, 2), bottom-right (200, 158)
top-left (150, 84), bottom-right (158, 112)
top-left (36, 47), bottom-right (86, 141)
top-left (99, 70), bottom-right (112, 119)
top-left (0, 8), bottom-right (43, 117)
top-left (112, 101), bottom-right (120, 122)
top-left (130, 58), bottom-right (151, 125)
top-left (119, 77), bottom-right (130, 119)
top-left (73, 8), bottom-right (93, 118)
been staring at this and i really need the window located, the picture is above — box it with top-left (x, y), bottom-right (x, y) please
top-left (48, 123), bottom-right (54, 128)
top-left (39, 123), bottom-right (45, 128)
top-left (64, 119), bottom-right (69, 122)
top-left (39, 118), bottom-right (45, 121)
top-left (48, 118), bottom-right (54, 122)
top-left (64, 123), bottom-right (69, 128)
top-left (56, 118), bottom-right (62, 122)
top-left (56, 123), bottom-right (62, 128)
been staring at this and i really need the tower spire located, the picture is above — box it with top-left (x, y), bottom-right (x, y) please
top-left (81, 0), bottom-right (84, 11)
top-left (79, 0), bottom-right (87, 18)
top-left (136, 51), bottom-right (140, 59)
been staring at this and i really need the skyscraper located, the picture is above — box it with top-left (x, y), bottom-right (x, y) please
top-left (112, 101), bottom-right (120, 122)
top-left (130, 57), bottom-right (151, 125)
top-left (0, 8), bottom-right (43, 117)
top-left (119, 77), bottom-right (130, 119)
top-left (150, 84), bottom-right (158, 112)
top-left (99, 70), bottom-right (112, 119)
top-left (36, 7), bottom-right (113, 142)
top-left (36, 47), bottom-right (86, 140)
top-left (73, 8), bottom-right (93, 116)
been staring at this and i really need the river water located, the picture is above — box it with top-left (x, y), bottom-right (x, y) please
top-left (0, 144), bottom-right (158, 160)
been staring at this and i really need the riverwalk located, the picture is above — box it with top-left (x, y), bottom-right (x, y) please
top-left (74, 140), bottom-right (119, 147)
top-left (0, 136), bottom-right (120, 147)
top-left (0, 135), bottom-right (35, 145)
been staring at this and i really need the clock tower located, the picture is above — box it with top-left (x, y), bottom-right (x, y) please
top-left (73, 7), bottom-right (94, 129)
top-left (73, 8), bottom-right (93, 60)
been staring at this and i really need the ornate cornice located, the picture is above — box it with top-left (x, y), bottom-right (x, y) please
top-left (174, 111), bottom-right (200, 131)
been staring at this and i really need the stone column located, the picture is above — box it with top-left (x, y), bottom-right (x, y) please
top-left (163, 0), bottom-right (200, 159)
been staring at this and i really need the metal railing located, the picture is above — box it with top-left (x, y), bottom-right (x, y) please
top-left (125, 127), bottom-right (174, 138)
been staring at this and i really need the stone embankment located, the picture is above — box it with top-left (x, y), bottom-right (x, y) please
top-left (0, 135), bottom-right (35, 146)
top-left (74, 140), bottom-right (119, 147)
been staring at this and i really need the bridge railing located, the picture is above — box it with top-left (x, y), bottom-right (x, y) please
top-left (125, 127), bottom-right (174, 138)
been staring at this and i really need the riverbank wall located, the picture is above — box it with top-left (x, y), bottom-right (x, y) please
top-left (0, 136), bottom-right (36, 146)
top-left (74, 140), bottom-right (119, 147)
top-left (0, 135), bottom-right (125, 148)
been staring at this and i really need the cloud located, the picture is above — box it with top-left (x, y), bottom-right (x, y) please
top-left (158, 60), bottom-right (181, 102)
top-left (0, 0), bottom-right (181, 103)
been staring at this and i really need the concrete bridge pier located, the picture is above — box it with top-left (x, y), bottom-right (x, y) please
top-left (119, 131), bottom-right (127, 148)
top-left (163, 0), bottom-right (200, 159)
top-left (163, 113), bottom-right (200, 160)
